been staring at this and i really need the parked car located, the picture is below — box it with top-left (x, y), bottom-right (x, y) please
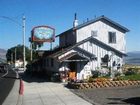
top-left (0, 63), bottom-right (8, 73)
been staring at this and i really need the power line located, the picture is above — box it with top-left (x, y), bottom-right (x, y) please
top-left (0, 16), bottom-right (22, 26)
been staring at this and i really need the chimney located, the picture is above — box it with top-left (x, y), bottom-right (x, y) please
top-left (73, 13), bottom-right (78, 27)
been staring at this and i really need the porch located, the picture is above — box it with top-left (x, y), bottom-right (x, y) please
top-left (58, 51), bottom-right (94, 80)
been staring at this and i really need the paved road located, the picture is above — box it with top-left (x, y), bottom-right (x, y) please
top-left (0, 67), bottom-right (17, 105)
top-left (72, 86), bottom-right (140, 105)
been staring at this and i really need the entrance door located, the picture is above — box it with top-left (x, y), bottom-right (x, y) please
top-left (69, 62), bottom-right (77, 80)
top-left (69, 62), bottom-right (77, 72)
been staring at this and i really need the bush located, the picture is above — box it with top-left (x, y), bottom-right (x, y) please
top-left (95, 77), bottom-right (109, 82)
top-left (91, 70), bottom-right (101, 78)
top-left (113, 76), bottom-right (123, 81)
top-left (116, 74), bottom-right (140, 81)
top-left (88, 77), bottom-right (95, 82)
top-left (124, 68), bottom-right (138, 76)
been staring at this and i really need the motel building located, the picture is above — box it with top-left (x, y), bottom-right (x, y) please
top-left (31, 15), bottom-right (129, 81)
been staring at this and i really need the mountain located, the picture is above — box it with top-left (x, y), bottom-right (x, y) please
top-left (125, 51), bottom-right (140, 65)
top-left (0, 48), bottom-right (7, 60)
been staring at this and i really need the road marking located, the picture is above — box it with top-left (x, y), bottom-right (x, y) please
top-left (12, 69), bottom-right (19, 79)
top-left (1, 69), bottom-right (8, 78)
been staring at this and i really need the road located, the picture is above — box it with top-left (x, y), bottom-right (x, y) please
top-left (0, 66), bottom-right (17, 105)
top-left (72, 86), bottom-right (140, 105)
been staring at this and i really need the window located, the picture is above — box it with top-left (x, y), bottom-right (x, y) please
top-left (91, 30), bottom-right (97, 37)
top-left (108, 32), bottom-right (116, 43)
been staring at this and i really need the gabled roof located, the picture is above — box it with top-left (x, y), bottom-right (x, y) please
top-left (49, 36), bottom-right (93, 58)
top-left (56, 15), bottom-right (129, 38)
top-left (48, 36), bottom-right (127, 59)
top-left (58, 52), bottom-right (89, 62)
top-left (75, 15), bottom-right (129, 33)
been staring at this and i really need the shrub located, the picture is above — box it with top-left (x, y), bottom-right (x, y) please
top-left (95, 77), bottom-right (108, 82)
top-left (124, 68), bottom-right (138, 76)
top-left (113, 76), bottom-right (123, 81)
top-left (88, 77), bottom-right (95, 82)
top-left (91, 70), bottom-right (101, 78)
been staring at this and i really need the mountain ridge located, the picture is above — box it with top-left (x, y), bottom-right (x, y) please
top-left (125, 51), bottom-right (140, 65)
top-left (0, 48), bottom-right (7, 60)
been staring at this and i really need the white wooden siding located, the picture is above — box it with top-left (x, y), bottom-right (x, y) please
top-left (76, 21), bottom-right (126, 53)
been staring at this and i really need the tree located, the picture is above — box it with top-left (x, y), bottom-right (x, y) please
top-left (6, 45), bottom-right (31, 63)
top-left (29, 37), bottom-right (44, 50)
top-left (32, 41), bottom-right (44, 50)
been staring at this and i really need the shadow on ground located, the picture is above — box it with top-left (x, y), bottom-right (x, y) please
top-left (108, 97), bottom-right (140, 105)
top-left (123, 97), bottom-right (140, 105)
top-left (19, 72), bottom-right (50, 83)
top-left (19, 71), bottom-right (61, 83)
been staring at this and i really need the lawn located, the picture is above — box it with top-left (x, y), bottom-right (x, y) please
top-left (118, 74), bottom-right (140, 81)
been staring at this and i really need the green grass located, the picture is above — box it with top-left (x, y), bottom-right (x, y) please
top-left (118, 74), bottom-right (140, 81)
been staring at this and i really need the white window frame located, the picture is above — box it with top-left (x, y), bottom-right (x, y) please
top-left (108, 32), bottom-right (116, 44)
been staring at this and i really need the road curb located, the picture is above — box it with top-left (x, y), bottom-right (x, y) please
top-left (19, 79), bottom-right (24, 95)
top-left (16, 79), bottom-right (24, 105)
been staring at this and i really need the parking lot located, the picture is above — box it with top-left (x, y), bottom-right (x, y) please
top-left (72, 86), bottom-right (140, 105)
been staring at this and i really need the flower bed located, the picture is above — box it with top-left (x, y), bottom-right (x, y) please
top-left (67, 80), bottom-right (140, 89)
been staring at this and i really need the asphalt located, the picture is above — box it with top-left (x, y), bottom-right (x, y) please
top-left (72, 86), bottom-right (140, 105)
top-left (0, 68), bottom-right (17, 105)
top-left (0, 77), bottom-right (15, 105)
top-left (2, 79), bottom-right (20, 105)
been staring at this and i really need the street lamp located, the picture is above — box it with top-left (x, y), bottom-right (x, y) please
top-left (0, 15), bottom-right (26, 71)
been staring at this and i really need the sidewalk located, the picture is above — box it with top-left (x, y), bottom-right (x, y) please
top-left (2, 79), bottom-right (20, 105)
top-left (22, 81), bottom-right (92, 105)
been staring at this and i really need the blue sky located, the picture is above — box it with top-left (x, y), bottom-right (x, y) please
top-left (0, 0), bottom-right (140, 52)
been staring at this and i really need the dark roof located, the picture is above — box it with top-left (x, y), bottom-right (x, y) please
top-left (75, 15), bottom-right (129, 33)
top-left (48, 36), bottom-right (126, 59)
top-left (49, 36), bottom-right (94, 58)
top-left (55, 28), bottom-right (73, 37)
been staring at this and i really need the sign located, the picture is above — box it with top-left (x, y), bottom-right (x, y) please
top-left (31, 26), bottom-right (55, 42)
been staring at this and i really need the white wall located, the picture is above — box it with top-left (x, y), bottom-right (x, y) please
top-left (76, 21), bottom-right (126, 53)
top-left (76, 41), bottom-right (123, 80)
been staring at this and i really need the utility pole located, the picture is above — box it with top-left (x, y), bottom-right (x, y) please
top-left (22, 16), bottom-right (26, 71)
top-left (30, 42), bottom-right (33, 61)
top-left (11, 53), bottom-right (13, 64)
top-left (15, 47), bottom-right (16, 63)
top-left (50, 42), bottom-right (52, 51)
top-left (0, 15), bottom-right (26, 68)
